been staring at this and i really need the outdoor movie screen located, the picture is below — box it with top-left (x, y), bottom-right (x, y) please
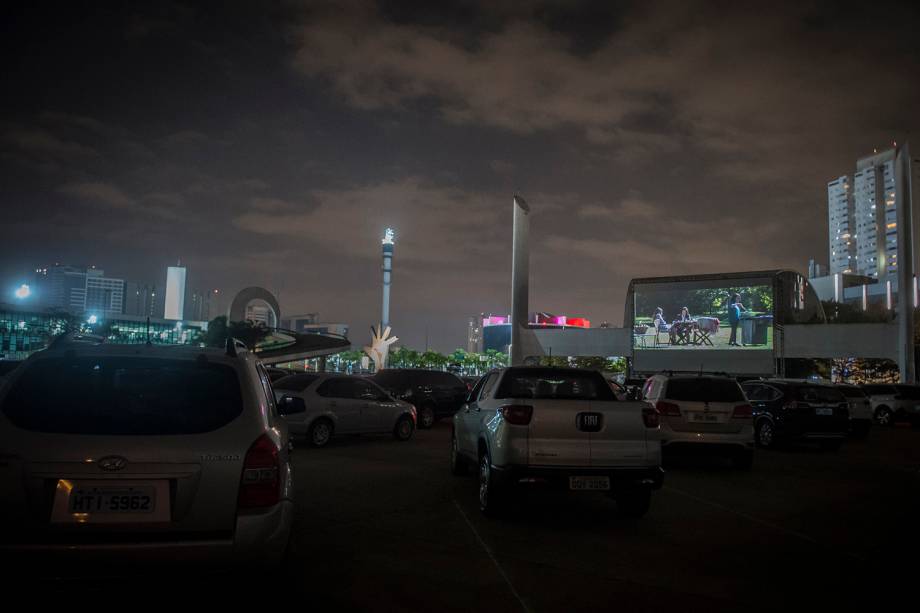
top-left (633, 279), bottom-right (774, 351)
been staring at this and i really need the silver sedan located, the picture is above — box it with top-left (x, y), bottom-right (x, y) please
top-left (274, 373), bottom-right (417, 447)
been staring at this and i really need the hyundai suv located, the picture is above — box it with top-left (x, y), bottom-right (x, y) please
top-left (0, 337), bottom-right (293, 571)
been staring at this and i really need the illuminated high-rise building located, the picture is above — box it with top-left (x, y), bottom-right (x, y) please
top-left (381, 228), bottom-right (394, 328)
top-left (827, 147), bottom-right (920, 279)
top-left (164, 265), bottom-right (186, 320)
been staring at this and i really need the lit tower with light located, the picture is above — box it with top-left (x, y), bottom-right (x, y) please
top-left (381, 228), bottom-right (395, 329)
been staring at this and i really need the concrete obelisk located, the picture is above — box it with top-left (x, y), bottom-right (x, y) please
top-left (511, 195), bottom-right (530, 366)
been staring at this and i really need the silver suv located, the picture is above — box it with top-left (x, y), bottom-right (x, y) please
top-left (451, 367), bottom-right (663, 518)
top-left (861, 384), bottom-right (920, 427)
top-left (0, 338), bottom-right (293, 569)
top-left (642, 373), bottom-right (754, 469)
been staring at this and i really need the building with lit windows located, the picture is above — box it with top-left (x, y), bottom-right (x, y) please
top-left (827, 176), bottom-right (853, 274)
top-left (828, 148), bottom-right (918, 280)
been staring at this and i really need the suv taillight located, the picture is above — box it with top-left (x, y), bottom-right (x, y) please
top-left (642, 406), bottom-right (660, 428)
top-left (500, 405), bottom-right (533, 425)
top-left (732, 404), bottom-right (753, 419)
top-left (238, 434), bottom-right (280, 509)
top-left (655, 401), bottom-right (681, 416)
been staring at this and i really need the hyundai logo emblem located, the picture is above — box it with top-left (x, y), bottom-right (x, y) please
top-left (97, 456), bottom-right (128, 471)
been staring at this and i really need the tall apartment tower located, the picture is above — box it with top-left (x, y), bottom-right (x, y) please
top-left (827, 147), bottom-right (919, 279)
top-left (827, 176), bottom-right (854, 274)
top-left (853, 149), bottom-right (897, 278)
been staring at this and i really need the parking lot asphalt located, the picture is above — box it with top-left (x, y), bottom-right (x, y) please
top-left (21, 421), bottom-right (920, 611)
top-left (281, 421), bottom-right (920, 612)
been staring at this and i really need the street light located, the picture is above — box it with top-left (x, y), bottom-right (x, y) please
top-left (14, 284), bottom-right (30, 299)
top-left (87, 314), bottom-right (98, 325)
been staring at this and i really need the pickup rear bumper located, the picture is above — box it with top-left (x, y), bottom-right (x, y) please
top-left (492, 464), bottom-right (664, 491)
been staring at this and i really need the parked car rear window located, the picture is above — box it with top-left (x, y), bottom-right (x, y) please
top-left (837, 386), bottom-right (868, 399)
top-left (1, 357), bottom-right (243, 435)
top-left (495, 369), bottom-right (616, 401)
top-left (274, 374), bottom-right (320, 392)
top-left (795, 386), bottom-right (845, 404)
top-left (665, 377), bottom-right (744, 403)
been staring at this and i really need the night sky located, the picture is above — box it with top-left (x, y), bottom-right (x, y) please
top-left (3, 1), bottom-right (919, 351)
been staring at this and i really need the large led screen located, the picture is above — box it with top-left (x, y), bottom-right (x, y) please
top-left (633, 279), bottom-right (774, 351)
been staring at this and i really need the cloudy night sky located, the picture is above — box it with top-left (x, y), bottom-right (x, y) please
top-left (2, 0), bottom-right (919, 351)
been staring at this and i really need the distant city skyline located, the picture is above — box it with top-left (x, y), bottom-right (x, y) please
top-left (3, 2), bottom-right (919, 352)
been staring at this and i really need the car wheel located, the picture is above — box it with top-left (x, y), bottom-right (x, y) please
top-left (308, 419), bottom-right (333, 448)
top-left (875, 406), bottom-right (893, 427)
top-left (616, 488), bottom-right (651, 519)
top-left (450, 431), bottom-right (467, 476)
top-left (418, 405), bottom-right (436, 429)
top-left (393, 415), bottom-right (414, 441)
top-left (732, 449), bottom-right (753, 470)
top-left (755, 419), bottom-right (776, 449)
top-left (479, 449), bottom-right (505, 516)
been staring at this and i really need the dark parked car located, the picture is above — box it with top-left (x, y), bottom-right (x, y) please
top-left (371, 369), bottom-right (468, 428)
top-left (740, 379), bottom-right (849, 450)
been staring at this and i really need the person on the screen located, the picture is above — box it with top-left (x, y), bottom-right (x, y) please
top-left (678, 306), bottom-right (692, 322)
top-left (727, 293), bottom-right (747, 346)
top-left (653, 307), bottom-right (669, 331)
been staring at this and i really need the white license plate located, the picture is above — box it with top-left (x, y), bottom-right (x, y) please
top-left (690, 413), bottom-right (720, 422)
top-left (69, 486), bottom-right (155, 514)
top-left (569, 476), bottom-right (610, 491)
top-left (815, 408), bottom-right (834, 416)
top-left (51, 480), bottom-right (171, 524)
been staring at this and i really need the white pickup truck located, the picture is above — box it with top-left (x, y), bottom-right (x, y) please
top-left (451, 367), bottom-right (663, 517)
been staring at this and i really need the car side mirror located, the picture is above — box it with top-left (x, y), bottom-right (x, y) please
top-left (278, 396), bottom-right (306, 415)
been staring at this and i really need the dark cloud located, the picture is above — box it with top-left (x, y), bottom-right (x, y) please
top-left (1, 0), bottom-right (918, 350)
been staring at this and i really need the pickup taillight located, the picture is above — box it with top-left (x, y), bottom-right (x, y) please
top-left (642, 406), bottom-right (660, 428)
top-left (732, 404), bottom-right (753, 419)
top-left (655, 401), bottom-right (681, 416)
top-left (499, 405), bottom-right (534, 425)
top-left (238, 434), bottom-right (280, 509)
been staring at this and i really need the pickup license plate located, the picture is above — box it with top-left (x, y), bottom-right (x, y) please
top-left (815, 408), bottom-right (834, 416)
top-left (51, 480), bottom-right (170, 524)
top-left (569, 476), bottom-right (610, 491)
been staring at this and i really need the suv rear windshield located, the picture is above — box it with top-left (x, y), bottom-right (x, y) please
top-left (274, 374), bottom-right (319, 392)
top-left (495, 369), bottom-right (616, 401)
top-left (1, 357), bottom-right (243, 435)
top-left (665, 378), bottom-right (744, 403)
top-left (838, 386), bottom-right (868, 399)
top-left (795, 386), bottom-right (845, 404)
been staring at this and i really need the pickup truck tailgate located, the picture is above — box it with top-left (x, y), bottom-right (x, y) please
top-left (527, 400), bottom-right (589, 466)
top-left (586, 401), bottom-right (652, 467)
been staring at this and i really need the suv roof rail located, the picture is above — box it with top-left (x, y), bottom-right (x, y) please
top-left (225, 337), bottom-right (248, 357)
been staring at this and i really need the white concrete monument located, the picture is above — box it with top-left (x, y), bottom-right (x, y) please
top-left (364, 324), bottom-right (398, 371)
